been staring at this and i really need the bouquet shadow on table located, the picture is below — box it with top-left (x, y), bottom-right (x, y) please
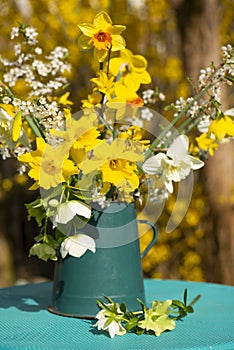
top-left (0, 282), bottom-right (51, 312)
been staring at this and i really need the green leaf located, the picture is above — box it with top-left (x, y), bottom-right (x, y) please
top-left (55, 229), bottom-right (66, 244)
top-left (96, 299), bottom-right (113, 312)
top-left (120, 303), bottom-right (126, 313)
top-left (33, 233), bottom-right (44, 243)
top-left (183, 288), bottom-right (188, 306)
top-left (137, 298), bottom-right (147, 312)
top-left (124, 317), bottom-right (139, 332)
top-left (29, 243), bottom-right (57, 261)
top-left (171, 300), bottom-right (186, 309)
top-left (185, 305), bottom-right (194, 313)
top-left (103, 296), bottom-right (114, 304)
top-left (25, 198), bottom-right (46, 226)
top-left (135, 327), bottom-right (145, 335)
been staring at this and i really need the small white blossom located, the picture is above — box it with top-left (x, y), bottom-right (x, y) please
top-left (35, 47), bottom-right (42, 55)
top-left (25, 26), bottom-right (38, 45)
top-left (10, 27), bottom-right (19, 39)
top-left (14, 44), bottom-right (21, 56)
top-left (141, 108), bottom-right (153, 120)
top-left (91, 188), bottom-right (109, 208)
top-left (197, 115), bottom-right (212, 133)
top-left (2, 96), bottom-right (12, 104)
top-left (18, 164), bottom-right (27, 175)
top-left (142, 89), bottom-right (155, 104)
top-left (158, 92), bottom-right (166, 101)
top-left (126, 116), bottom-right (143, 127)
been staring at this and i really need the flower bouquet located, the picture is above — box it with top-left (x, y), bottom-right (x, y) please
top-left (0, 11), bottom-right (234, 337)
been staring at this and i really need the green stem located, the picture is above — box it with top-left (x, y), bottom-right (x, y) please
top-left (106, 44), bottom-right (112, 76)
top-left (164, 109), bottom-right (206, 147)
top-left (112, 111), bottom-right (117, 140)
top-left (98, 111), bottom-right (113, 133)
top-left (24, 114), bottom-right (45, 139)
top-left (132, 311), bottom-right (144, 316)
top-left (59, 185), bottom-right (66, 204)
top-left (43, 216), bottom-right (49, 240)
top-left (0, 81), bottom-right (15, 99)
top-left (99, 61), bottom-right (104, 71)
top-left (144, 83), bottom-right (213, 158)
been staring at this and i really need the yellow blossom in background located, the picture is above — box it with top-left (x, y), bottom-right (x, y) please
top-left (56, 92), bottom-right (74, 106)
top-left (1, 178), bottom-right (13, 192)
top-left (109, 49), bottom-right (151, 90)
top-left (14, 173), bottom-right (28, 186)
top-left (195, 133), bottom-right (219, 156)
top-left (78, 11), bottom-right (126, 62)
top-left (208, 114), bottom-right (234, 140)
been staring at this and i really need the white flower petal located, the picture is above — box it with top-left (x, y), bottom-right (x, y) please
top-left (55, 200), bottom-right (91, 225)
top-left (143, 153), bottom-right (165, 174)
top-left (224, 108), bottom-right (234, 117)
top-left (163, 177), bottom-right (173, 193)
top-left (167, 135), bottom-right (188, 163)
top-left (67, 201), bottom-right (92, 219)
top-left (60, 234), bottom-right (96, 259)
top-left (186, 155), bottom-right (204, 170)
top-left (108, 321), bottom-right (120, 339)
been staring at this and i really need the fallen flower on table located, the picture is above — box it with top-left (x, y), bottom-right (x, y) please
top-left (94, 289), bottom-right (201, 338)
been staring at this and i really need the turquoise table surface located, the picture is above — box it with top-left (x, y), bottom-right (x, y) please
top-left (0, 279), bottom-right (234, 350)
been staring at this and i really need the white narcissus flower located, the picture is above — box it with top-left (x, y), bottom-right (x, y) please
top-left (94, 305), bottom-right (126, 339)
top-left (54, 200), bottom-right (91, 225)
top-left (143, 135), bottom-right (204, 193)
top-left (60, 234), bottom-right (96, 259)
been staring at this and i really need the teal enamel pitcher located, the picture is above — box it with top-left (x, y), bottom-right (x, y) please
top-left (49, 202), bottom-right (157, 318)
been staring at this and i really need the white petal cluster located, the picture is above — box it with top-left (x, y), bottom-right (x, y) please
top-left (54, 200), bottom-right (91, 225)
top-left (94, 305), bottom-right (126, 339)
top-left (143, 135), bottom-right (204, 194)
top-left (60, 234), bottom-right (96, 259)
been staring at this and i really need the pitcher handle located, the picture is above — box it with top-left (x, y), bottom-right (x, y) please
top-left (138, 220), bottom-right (158, 259)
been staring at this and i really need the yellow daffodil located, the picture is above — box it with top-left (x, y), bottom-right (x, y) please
top-left (195, 133), bottom-right (219, 156)
top-left (91, 71), bottom-right (115, 100)
top-left (54, 114), bottom-right (104, 165)
top-left (208, 114), bottom-right (234, 140)
top-left (80, 138), bottom-right (145, 191)
top-left (100, 158), bottom-right (140, 190)
top-left (78, 11), bottom-right (126, 62)
top-left (81, 91), bottom-right (103, 108)
top-left (54, 113), bottom-right (99, 145)
top-left (119, 126), bottom-right (150, 146)
top-left (106, 83), bottom-right (143, 121)
top-left (18, 138), bottom-right (78, 190)
top-left (109, 49), bottom-right (151, 90)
